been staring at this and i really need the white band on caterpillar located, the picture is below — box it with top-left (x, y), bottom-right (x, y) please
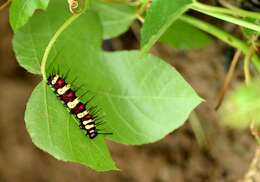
top-left (67, 98), bottom-right (80, 109)
top-left (57, 85), bottom-right (70, 95)
top-left (77, 110), bottom-right (89, 119)
top-left (83, 119), bottom-right (93, 125)
top-left (88, 130), bottom-right (95, 134)
top-left (51, 75), bottom-right (59, 85)
top-left (85, 124), bottom-right (95, 130)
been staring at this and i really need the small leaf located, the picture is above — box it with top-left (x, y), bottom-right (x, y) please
top-left (25, 82), bottom-right (117, 171)
top-left (141, 0), bottom-right (193, 53)
top-left (10, 0), bottom-right (49, 32)
top-left (12, 0), bottom-right (100, 74)
top-left (220, 80), bottom-right (260, 129)
top-left (92, 0), bottom-right (136, 39)
top-left (160, 19), bottom-right (212, 49)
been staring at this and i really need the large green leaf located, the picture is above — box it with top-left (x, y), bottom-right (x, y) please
top-left (97, 51), bottom-right (202, 144)
top-left (92, 0), bottom-right (136, 39)
top-left (14, 0), bottom-right (201, 169)
top-left (141, 0), bottom-right (193, 53)
top-left (10, 0), bottom-right (49, 32)
top-left (44, 49), bottom-right (202, 145)
top-left (160, 19), bottom-right (212, 49)
top-left (12, 0), bottom-right (71, 74)
top-left (13, 0), bottom-right (117, 171)
top-left (25, 82), bottom-right (117, 171)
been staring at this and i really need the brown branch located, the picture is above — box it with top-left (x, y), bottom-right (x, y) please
top-left (241, 147), bottom-right (260, 182)
top-left (0, 0), bottom-right (11, 11)
top-left (215, 50), bottom-right (241, 110)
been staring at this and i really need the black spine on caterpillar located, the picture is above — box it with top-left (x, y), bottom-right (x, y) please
top-left (47, 74), bottom-right (98, 139)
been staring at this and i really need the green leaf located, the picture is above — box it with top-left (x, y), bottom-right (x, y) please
top-left (97, 51), bottom-right (202, 144)
top-left (45, 50), bottom-right (201, 145)
top-left (220, 80), bottom-right (260, 129)
top-left (14, 0), bottom-right (201, 169)
top-left (25, 82), bottom-right (117, 171)
top-left (92, 0), bottom-right (136, 39)
top-left (141, 0), bottom-right (193, 53)
top-left (160, 19), bottom-right (212, 49)
top-left (14, 0), bottom-right (117, 171)
top-left (13, 0), bottom-right (71, 74)
top-left (10, 0), bottom-right (49, 32)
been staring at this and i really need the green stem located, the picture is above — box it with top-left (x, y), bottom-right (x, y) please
top-left (41, 14), bottom-right (81, 80)
top-left (100, 0), bottom-right (140, 6)
top-left (179, 15), bottom-right (260, 72)
top-left (192, 1), bottom-right (260, 20)
top-left (137, 0), bottom-right (149, 15)
top-left (191, 7), bottom-right (260, 32)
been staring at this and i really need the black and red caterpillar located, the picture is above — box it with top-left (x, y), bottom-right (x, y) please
top-left (47, 74), bottom-right (98, 139)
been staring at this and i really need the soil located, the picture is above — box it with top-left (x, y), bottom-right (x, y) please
top-left (0, 6), bottom-right (257, 182)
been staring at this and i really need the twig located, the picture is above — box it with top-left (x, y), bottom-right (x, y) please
top-left (218, 0), bottom-right (238, 9)
top-left (0, 0), bottom-right (11, 11)
top-left (242, 147), bottom-right (260, 182)
top-left (251, 121), bottom-right (260, 145)
top-left (215, 50), bottom-right (241, 110)
top-left (241, 122), bottom-right (260, 182)
top-left (244, 46), bottom-right (255, 85)
top-left (189, 111), bottom-right (208, 147)
top-left (244, 36), bottom-right (258, 85)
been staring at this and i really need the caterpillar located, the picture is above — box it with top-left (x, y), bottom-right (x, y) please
top-left (47, 74), bottom-right (99, 139)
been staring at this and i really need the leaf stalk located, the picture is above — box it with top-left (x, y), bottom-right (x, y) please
top-left (191, 2), bottom-right (260, 32)
top-left (179, 15), bottom-right (260, 72)
top-left (41, 14), bottom-right (81, 80)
